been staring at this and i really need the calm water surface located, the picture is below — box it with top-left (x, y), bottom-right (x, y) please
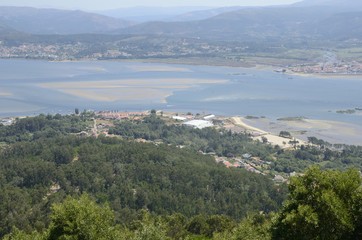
top-left (0, 59), bottom-right (361, 126)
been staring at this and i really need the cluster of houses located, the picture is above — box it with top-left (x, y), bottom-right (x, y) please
top-left (289, 61), bottom-right (362, 74)
top-left (215, 153), bottom-right (270, 174)
top-left (215, 153), bottom-right (289, 183)
top-left (97, 111), bottom-right (149, 120)
top-left (89, 110), bottom-right (294, 183)
top-left (171, 113), bottom-right (223, 129)
top-left (96, 111), bottom-right (223, 130)
top-left (0, 118), bottom-right (14, 126)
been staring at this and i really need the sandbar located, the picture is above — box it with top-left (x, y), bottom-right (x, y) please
top-left (41, 78), bottom-right (227, 88)
top-left (0, 92), bottom-right (11, 97)
top-left (62, 88), bottom-right (172, 102)
top-left (127, 65), bottom-right (192, 73)
top-left (40, 78), bottom-right (228, 103)
top-left (230, 117), bottom-right (268, 134)
top-left (230, 117), bottom-right (306, 148)
top-left (243, 117), bottom-right (362, 145)
top-left (287, 71), bottom-right (362, 80)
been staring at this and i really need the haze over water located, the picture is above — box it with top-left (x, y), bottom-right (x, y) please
top-left (0, 59), bottom-right (361, 127)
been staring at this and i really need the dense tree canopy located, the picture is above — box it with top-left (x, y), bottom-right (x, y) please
top-left (0, 135), bottom-right (286, 237)
top-left (48, 194), bottom-right (120, 240)
top-left (272, 167), bottom-right (362, 240)
top-left (109, 115), bottom-right (362, 173)
top-left (1, 114), bottom-right (362, 239)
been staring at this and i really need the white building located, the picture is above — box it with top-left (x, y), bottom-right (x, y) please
top-left (172, 116), bottom-right (187, 121)
top-left (203, 114), bottom-right (216, 120)
top-left (183, 120), bottom-right (214, 129)
top-left (0, 118), bottom-right (13, 126)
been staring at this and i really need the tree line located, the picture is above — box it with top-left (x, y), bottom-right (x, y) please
top-left (4, 167), bottom-right (362, 239)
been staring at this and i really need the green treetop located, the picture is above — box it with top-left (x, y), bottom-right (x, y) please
top-left (272, 167), bottom-right (362, 240)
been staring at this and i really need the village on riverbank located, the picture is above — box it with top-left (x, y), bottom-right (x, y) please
top-left (3, 108), bottom-right (361, 183)
top-left (69, 110), bottom-right (315, 183)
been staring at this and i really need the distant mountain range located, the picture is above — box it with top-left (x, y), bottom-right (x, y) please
top-left (168, 6), bottom-right (247, 22)
top-left (115, 0), bottom-right (362, 41)
top-left (0, 22), bottom-right (15, 34)
top-left (114, 7), bottom-right (330, 40)
top-left (0, 0), bottom-right (361, 43)
top-left (98, 6), bottom-right (212, 22)
top-left (293, 0), bottom-right (362, 8)
top-left (0, 6), bottom-right (132, 35)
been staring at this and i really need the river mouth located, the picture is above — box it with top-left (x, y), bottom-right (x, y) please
top-left (1, 59), bottom-right (361, 144)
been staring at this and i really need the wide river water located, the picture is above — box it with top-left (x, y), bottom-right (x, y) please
top-left (0, 59), bottom-right (361, 127)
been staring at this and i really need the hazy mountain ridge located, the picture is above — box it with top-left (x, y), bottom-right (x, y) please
top-left (293, 0), bottom-right (362, 8)
top-left (0, 21), bottom-right (15, 34)
top-left (0, 6), bottom-right (132, 35)
top-left (116, 1), bottom-right (362, 41)
top-left (1, 0), bottom-right (361, 41)
top-left (168, 6), bottom-right (247, 22)
top-left (316, 12), bottom-right (362, 39)
top-left (98, 6), bottom-right (212, 22)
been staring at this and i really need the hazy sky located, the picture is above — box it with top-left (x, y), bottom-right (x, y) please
top-left (0, 0), bottom-right (302, 10)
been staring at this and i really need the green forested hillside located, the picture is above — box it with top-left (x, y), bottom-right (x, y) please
top-left (108, 115), bottom-right (362, 173)
top-left (0, 115), bottom-right (286, 238)
top-left (3, 168), bottom-right (362, 240)
top-left (0, 113), bottom-right (362, 239)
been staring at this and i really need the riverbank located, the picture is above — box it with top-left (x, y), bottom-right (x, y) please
top-left (286, 70), bottom-right (362, 80)
top-left (236, 117), bottom-right (362, 146)
top-left (5, 56), bottom-right (362, 78)
top-left (2, 109), bottom-right (362, 146)
top-left (1, 59), bottom-right (361, 146)
top-left (227, 117), bottom-right (308, 148)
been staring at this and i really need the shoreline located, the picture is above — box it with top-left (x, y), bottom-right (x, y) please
top-left (1, 110), bottom-right (361, 146)
top-left (229, 116), bottom-right (308, 148)
top-left (286, 71), bottom-right (362, 80)
top-left (111, 58), bottom-right (362, 78)
top-left (240, 117), bottom-right (362, 146)
top-left (1, 59), bottom-right (361, 145)
top-left (2, 57), bottom-right (362, 78)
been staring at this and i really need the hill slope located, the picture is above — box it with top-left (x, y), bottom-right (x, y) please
top-left (118, 5), bottom-right (362, 42)
top-left (0, 114), bottom-right (286, 237)
top-left (0, 6), bottom-right (132, 34)
top-left (99, 6), bottom-right (211, 22)
top-left (0, 22), bottom-right (16, 34)
top-left (294, 0), bottom-right (362, 8)
top-left (169, 6), bottom-right (246, 22)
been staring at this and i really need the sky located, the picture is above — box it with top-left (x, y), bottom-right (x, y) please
top-left (0, 0), bottom-right (302, 10)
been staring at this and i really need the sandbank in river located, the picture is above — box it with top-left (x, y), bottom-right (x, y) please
top-left (240, 117), bottom-right (362, 146)
top-left (40, 78), bottom-right (228, 103)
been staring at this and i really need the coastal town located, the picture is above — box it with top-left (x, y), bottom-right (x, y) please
top-left (2, 40), bottom-right (362, 75)
top-left (287, 61), bottom-right (362, 75)
top-left (1, 109), bottom-right (307, 183)
top-left (57, 109), bottom-right (310, 183)
top-left (0, 39), bottom-right (237, 61)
